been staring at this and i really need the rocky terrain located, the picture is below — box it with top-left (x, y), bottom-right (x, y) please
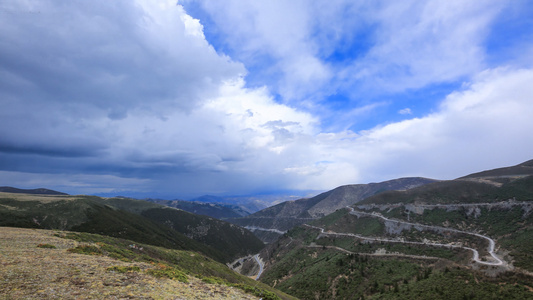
top-left (229, 177), bottom-right (436, 243)
top-left (233, 160), bottom-right (533, 299)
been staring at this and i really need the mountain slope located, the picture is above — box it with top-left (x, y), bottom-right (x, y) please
top-left (146, 198), bottom-right (250, 219)
top-left (0, 186), bottom-right (68, 195)
top-left (89, 197), bottom-right (265, 257)
top-left (0, 193), bottom-right (263, 262)
top-left (460, 159), bottom-right (533, 179)
top-left (230, 177), bottom-right (436, 243)
top-left (255, 160), bottom-right (533, 299)
top-left (0, 227), bottom-right (294, 300)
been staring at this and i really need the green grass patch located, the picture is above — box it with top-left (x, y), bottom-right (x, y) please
top-left (106, 265), bottom-right (140, 273)
top-left (67, 244), bottom-right (102, 255)
top-left (59, 232), bottom-right (294, 300)
top-left (147, 264), bottom-right (188, 283)
top-left (261, 247), bottom-right (422, 299)
top-left (36, 243), bottom-right (56, 249)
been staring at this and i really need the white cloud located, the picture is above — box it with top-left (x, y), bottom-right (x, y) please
top-left (0, 0), bottom-right (244, 119)
top-left (343, 0), bottom-right (505, 94)
top-left (184, 0), bottom-right (507, 103)
top-left (341, 67), bottom-right (533, 181)
top-left (182, 0), bottom-right (335, 102)
top-left (398, 108), bottom-right (412, 115)
top-left (1, 0), bottom-right (532, 198)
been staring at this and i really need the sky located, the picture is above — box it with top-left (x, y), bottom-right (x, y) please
top-left (1, 0), bottom-right (533, 199)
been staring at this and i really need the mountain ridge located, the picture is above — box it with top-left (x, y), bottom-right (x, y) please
top-left (145, 198), bottom-right (250, 219)
top-left (253, 160), bottom-right (533, 299)
top-left (0, 186), bottom-right (68, 195)
top-left (0, 193), bottom-right (263, 263)
top-left (229, 177), bottom-right (437, 243)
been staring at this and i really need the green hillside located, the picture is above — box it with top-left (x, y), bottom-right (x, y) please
top-left (260, 228), bottom-right (533, 299)
top-left (0, 227), bottom-right (294, 300)
top-left (230, 177), bottom-right (435, 243)
top-left (256, 162), bottom-right (533, 299)
top-left (358, 176), bottom-right (533, 205)
top-left (0, 193), bottom-right (263, 262)
top-left (146, 198), bottom-right (250, 219)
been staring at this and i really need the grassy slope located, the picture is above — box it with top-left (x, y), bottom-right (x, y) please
top-left (141, 207), bottom-right (265, 261)
top-left (353, 176), bottom-right (533, 270)
top-left (93, 196), bottom-right (265, 260)
top-left (359, 176), bottom-right (533, 206)
top-left (259, 176), bottom-right (533, 299)
top-left (0, 193), bottom-right (263, 263)
top-left (69, 202), bottom-right (227, 262)
top-left (0, 227), bottom-right (294, 300)
top-left (260, 228), bottom-right (533, 300)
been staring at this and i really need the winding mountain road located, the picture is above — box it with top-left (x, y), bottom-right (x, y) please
top-left (253, 254), bottom-right (264, 280)
top-left (244, 226), bottom-right (287, 234)
top-left (303, 206), bottom-right (504, 266)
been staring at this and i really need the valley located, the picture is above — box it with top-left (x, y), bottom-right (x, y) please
top-left (2, 159), bottom-right (533, 299)
top-left (248, 161), bottom-right (533, 299)
top-left (229, 177), bottom-right (437, 243)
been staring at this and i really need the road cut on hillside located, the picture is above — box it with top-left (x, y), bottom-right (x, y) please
top-left (302, 206), bottom-right (505, 267)
top-left (346, 206), bottom-right (503, 266)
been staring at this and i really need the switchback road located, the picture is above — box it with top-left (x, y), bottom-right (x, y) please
top-left (303, 206), bottom-right (504, 266)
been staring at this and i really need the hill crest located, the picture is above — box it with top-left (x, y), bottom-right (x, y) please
top-left (0, 186), bottom-right (68, 195)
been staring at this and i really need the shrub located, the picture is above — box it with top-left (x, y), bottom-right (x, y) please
top-left (67, 245), bottom-right (102, 255)
top-left (106, 265), bottom-right (141, 273)
top-left (146, 264), bottom-right (188, 283)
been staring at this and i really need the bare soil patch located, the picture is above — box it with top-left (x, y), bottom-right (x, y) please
top-left (0, 227), bottom-right (257, 299)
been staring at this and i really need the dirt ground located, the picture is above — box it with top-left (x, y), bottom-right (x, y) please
top-left (0, 227), bottom-right (257, 299)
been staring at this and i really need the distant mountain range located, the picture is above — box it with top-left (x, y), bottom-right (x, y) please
top-left (144, 193), bottom-right (318, 220)
top-left (145, 198), bottom-right (250, 219)
top-left (189, 193), bottom-right (311, 214)
top-left (0, 186), bottom-right (68, 195)
top-left (229, 177), bottom-right (437, 243)
top-left (359, 159), bottom-right (533, 206)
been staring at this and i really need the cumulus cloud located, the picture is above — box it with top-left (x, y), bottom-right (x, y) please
top-left (0, 0), bottom-right (323, 197)
top-left (0, 0), bottom-right (243, 116)
top-left (398, 108), bottom-right (412, 115)
top-left (341, 67), bottom-right (533, 181)
top-left (344, 1), bottom-right (505, 94)
top-left (0, 1), bottom-right (240, 157)
top-left (183, 0), bottom-right (505, 103)
top-left (1, 0), bottom-right (532, 199)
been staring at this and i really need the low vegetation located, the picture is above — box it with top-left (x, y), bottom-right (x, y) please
top-left (146, 264), bottom-right (189, 283)
top-left (1, 227), bottom-right (294, 300)
top-left (261, 233), bottom-right (533, 299)
top-left (57, 231), bottom-right (290, 299)
top-left (258, 172), bottom-right (533, 299)
top-left (36, 243), bottom-right (56, 249)
top-left (0, 192), bottom-right (263, 263)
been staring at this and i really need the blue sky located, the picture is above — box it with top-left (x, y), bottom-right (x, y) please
top-left (1, 0), bottom-right (533, 199)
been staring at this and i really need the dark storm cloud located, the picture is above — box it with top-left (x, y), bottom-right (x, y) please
top-left (0, 0), bottom-right (244, 182)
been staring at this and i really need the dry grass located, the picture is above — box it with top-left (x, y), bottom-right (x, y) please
top-left (0, 227), bottom-right (258, 299)
top-left (0, 192), bottom-right (76, 203)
